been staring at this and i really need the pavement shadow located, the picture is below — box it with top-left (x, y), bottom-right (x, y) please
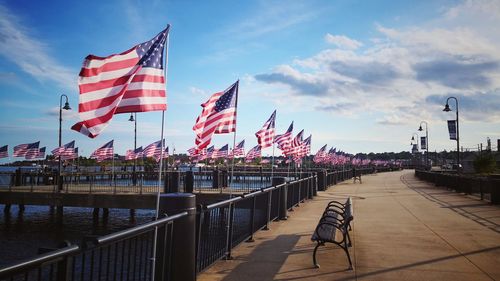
top-left (221, 234), bottom-right (301, 281)
top-left (401, 173), bottom-right (500, 234)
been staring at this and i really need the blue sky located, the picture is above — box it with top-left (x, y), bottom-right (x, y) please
top-left (1, 0), bottom-right (499, 162)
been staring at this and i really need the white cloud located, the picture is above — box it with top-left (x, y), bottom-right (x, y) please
top-left (325, 34), bottom-right (363, 50)
top-left (253, 0), bottom-right (500, 125)
top-left (0, 4), bottom-right (76, 91)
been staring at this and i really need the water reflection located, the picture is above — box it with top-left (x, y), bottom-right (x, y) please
top-left (0, 205), bottom-right (154, 267)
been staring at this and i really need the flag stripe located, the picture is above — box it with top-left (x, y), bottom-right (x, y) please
top-left (73, 27), bottom-right (169, 138)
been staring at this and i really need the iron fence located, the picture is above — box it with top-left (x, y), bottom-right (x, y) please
top-left (0, 212), bottom-right (187, 281)
top-left (415, 170), bottom-right (499, 204)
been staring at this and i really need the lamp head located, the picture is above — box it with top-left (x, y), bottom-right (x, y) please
top-left (418, 125), bottom-right (423, 131)
top-left (443, 103), bottom-right (451, 112)
top-left (128, 113), bottom-right (135, 122)
top-left (63, 102), bottom-right (71, 110)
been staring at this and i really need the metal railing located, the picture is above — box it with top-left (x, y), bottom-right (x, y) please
top-left (0, 212), bottom-right (188, 281)
top-left (196, 175), bottom-right (316, 273)
top-left (415, 170), bottom-right (500, 204)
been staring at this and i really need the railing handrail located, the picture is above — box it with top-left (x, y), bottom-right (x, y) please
top-left (93, 211), bottom-right (188, 245)
top-left (204, 176), bottom-right (316, 210)
top-left (0, 244), bottom-right (80, 278)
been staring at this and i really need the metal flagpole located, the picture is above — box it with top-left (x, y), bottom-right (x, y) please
top-left (152, 25), bottom-right (170, 281)
top-left (112, 151), bottom-right (115, 189)
top-left (230, 80), bottom-right (239, 199)
top-left (271, 137), bottom-right (275, 178)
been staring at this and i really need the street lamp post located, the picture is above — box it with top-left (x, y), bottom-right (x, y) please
top-left (58, 94), bottom-right (71, 191)
top-left (443, 97), bottom-right (460, 172)
top-left (411, 133), bottom-right (421, 168)
top-left (418, 121), bottom-right (429, 169)
top-left (129, 113), bottom-right (137, 185)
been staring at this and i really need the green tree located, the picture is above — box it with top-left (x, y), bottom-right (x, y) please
top-left (473, 153), bottom-right (497, 174)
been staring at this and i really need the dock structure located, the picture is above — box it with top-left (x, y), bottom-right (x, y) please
top-left (198, 170), bottom-right (500, 281)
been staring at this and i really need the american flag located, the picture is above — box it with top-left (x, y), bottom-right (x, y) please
top-left (313, 144), bottom-right (327, 163)
top-left (125, 146), bottom-right (143, 160)
top-left (52, 141), bottom-right (75, 159)
top-left (14, 141), bottom-right (40, 157)
top-left (91, 140), bottom-right (114, 162)
top-left (26, 147), bottom-right (46, 160)
top-left (62, 147), bottom-right (79, 160)
top-left (196, 147), bottom-right (207, 161)
top-left (143, 140), bottom-right (164, 159)
top-left (230, 140), bottom-right (245, 157)
top-left (275, 122), bottom-right (293, 151)
top-left (0, 145), bottom-right (8, 158)
top-left (255, 110), bottom-right (276, 149)
top-left (298, 135), bottom-right (311, 157)
top-left (284, 130), bottom-right (303, 156)
top-left (72, 26), bottom-right (170, 138)
top-left (205, 145), bottom-right (215, 159)
top-left (245, 145), bottom-right (261, 161)
top-left (193, 81), bottom-right (238, 150)
top-left (213, 144), bottom-right (229, 158)
top-left (187, 147), bottom-right (198, 157)
top-left (154, 146), bottom-right (169, 162)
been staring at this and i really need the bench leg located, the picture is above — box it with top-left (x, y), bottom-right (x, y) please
top-left (342, 241), bottom-right (353, 270)
top-left (312, 242), bottom-right (321, 268)
top-left (346, 230), bottom-right (352, 247)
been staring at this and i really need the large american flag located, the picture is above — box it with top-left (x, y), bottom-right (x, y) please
top-left (91, 140), bottom-right (114, 162)
top-left (193, 81), bottom-right (238, 150)
top-left (230, 140), bottom-right (245, 157)
top-left (0, 145), bottom-right (8, 158)
top-left (72, 26), bottom-right (170, 138)
top-left (52, 141), bottom-right (75, 159)
top-left (255, 110), bottom-right (276, 149)
top-left (275, 122), bottom-right (293, 152)
top-left (125, 146), bottom-right (143, 160)
top-left (14, 141), bottom-right (39, 157)
top-left (143, 140), bottom-right (164, 159)
top-left (213, 144), bottom-right (228, 158)
top-left (245, 145), bottom-right (261, 161)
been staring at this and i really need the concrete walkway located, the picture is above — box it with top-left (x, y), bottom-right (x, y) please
top-left (197, 170), bottom-right (500, 281)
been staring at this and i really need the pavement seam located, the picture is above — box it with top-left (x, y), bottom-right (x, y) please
top-left (397, 172), bottom-right (496, 281)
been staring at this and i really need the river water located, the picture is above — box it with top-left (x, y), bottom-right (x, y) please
top-left (0, 205), bottom-right (155, 267)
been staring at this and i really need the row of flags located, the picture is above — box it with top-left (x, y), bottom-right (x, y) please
top-left (1, 26), bottom-right (390, 168)
top-left (2, 140), bottom-right (395, 167)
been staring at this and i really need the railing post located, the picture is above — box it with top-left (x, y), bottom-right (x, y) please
top-left (317, 170), bottom-right (326, 191)
top-left (264, 190), bottom-right (272, 230)
top-left (225, 203), bottom-right (235, 260)
top-left (247, 196), bottom-right (256, 242)
top-left (185, 171), bottom-right (194, 193)
top-left (165, 171), bottom-right (180, 193)
top-left (489, 176), bottom-right (500, 205)
top-left (56, 243), bottom-right (73, 281)
top-left (212, 168), bottom-right (219, 189)
top-left (157, 193), bottom-right (196, 281)
top-left (15, 169), bottom-right (21, 186)
top-left (272, 177), bottom-right (287, 220)
top-left (308, 175), bottom-right (314, 200)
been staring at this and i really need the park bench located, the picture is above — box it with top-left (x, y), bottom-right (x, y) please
top-left (311, 197), bottom-right (353, 269)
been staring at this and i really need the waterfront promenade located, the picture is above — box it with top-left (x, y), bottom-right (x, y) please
top-left (198, 170), bottom-right (500, 281)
